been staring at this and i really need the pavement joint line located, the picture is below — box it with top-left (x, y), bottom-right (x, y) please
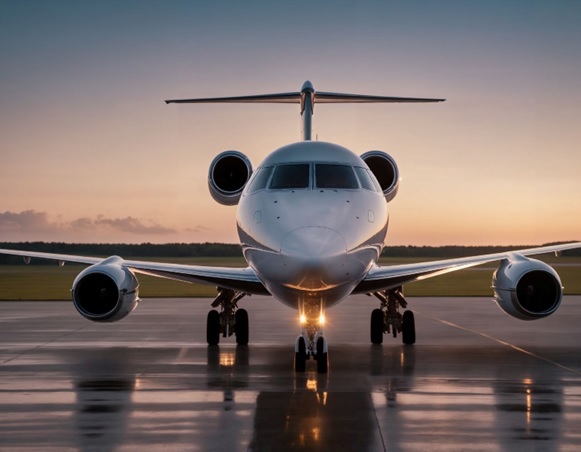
top-left (415, 310), bottom-right (581, 377)
top-left (369, 391), bottom-right (387, 452)
top-left (0, 325), bottom-right (87, 365)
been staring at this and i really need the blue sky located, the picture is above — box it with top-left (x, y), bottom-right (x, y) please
top-left (1, 0), bottom-right (580, 245)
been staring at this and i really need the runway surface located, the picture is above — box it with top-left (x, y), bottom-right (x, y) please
top-left (1, 295), bottom-right (581, 451)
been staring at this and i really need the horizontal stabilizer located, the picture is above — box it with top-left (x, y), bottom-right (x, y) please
top-left (165, 82), bottom-right (445, 105)
top-left (315, 92), bottom-right (445, 103)
top-left (165, 92), bottom-right (301, 104)
top-left (165, 81), bottom-right (445, 141)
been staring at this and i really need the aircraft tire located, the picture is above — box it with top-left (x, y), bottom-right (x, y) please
top-left (207, 310), bottom-right (220, 345)
top-left (402, 310), bottom-right (416, 345)
top-left (295, 337), bottom-right (307, 372)
top-left (235, 308), bottom-right (249, 345)
top-left (370, 309), bottom-right (384, 344)
top-left (316, 337), bottom-right (328, 374)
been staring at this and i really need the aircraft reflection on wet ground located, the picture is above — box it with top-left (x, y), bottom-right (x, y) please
top-left (1, 297), bottom-right (581, 451)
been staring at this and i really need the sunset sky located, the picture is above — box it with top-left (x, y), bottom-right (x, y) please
top-left (1, 1), bottom-right (580, 246)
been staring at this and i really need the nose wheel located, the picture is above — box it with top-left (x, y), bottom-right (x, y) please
top-left (206, 288), bottom-right (249, 346)
top-left (294, 300), bottom-right (328, 373)
top-left (295, 333), bottom-right (328, 373)
top-left (370, 287), bottom-right (415, 345)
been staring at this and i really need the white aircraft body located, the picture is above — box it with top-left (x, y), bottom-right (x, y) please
top-left (2, 81), bottom-right (580, 373)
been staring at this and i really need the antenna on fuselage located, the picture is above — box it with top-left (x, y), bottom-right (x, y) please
top-left (165, 81), bottom-right (445, 141)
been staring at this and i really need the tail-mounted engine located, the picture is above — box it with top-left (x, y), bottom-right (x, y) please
top-left (360, 151), bottom-right (400, 202)
top-left (208, 150), bottom-right (253, 205)
top-left (492, 255), bottom-right (562, 320)
top-left (71, 256), bottom-right (139, 322)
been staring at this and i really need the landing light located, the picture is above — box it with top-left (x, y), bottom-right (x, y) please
top-left (300, 314), bottom-right (307, 325)
top-left (318, 314), bottom-right (325, 325)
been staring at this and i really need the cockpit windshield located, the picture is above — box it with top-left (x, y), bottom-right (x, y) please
top-left (246, 166), bottom-right (273, 193)
top-left (315, 164), bottom-right (359, 189)
top-left (258, 162), bottom-right (378, 192)
top-left (269, 164), bottom-right (310, 189)
top-left (354, 166), bottom-right (379, 192)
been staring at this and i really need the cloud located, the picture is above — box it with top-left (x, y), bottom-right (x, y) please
top-left (0, 210), bottom-right (175, 237)
top-left (0, 210), bottom-right (55, 231)
top-left (69, 217), bottom-right (95, 229)
top-left (94, 216), bottom-right (175, 235)
top-left (185, 225), bottom-right (212, 233)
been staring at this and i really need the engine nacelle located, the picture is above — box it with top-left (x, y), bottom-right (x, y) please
top-left (208, 150), bottom-right (253, 205)
top-left (492, 256), bottom-right (562, 320)
top-left (71, 256), bottom-right (139, 322)
top-left (360, 150), bottom-right (400, 202)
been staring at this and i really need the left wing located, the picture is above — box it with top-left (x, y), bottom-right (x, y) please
top-left (355, 242), bottom-right (581, 293)
top-left (0, 248), bottom-right (268, 295)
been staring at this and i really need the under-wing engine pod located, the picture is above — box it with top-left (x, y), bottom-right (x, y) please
top-left (492, 256), bottom-right (562, 320)
top-left (360, 150), bottom-right (400, 202)
top-left (208, 150), bottom-right (253, 205)
top-left (72, 256), bottom-right (139, 322)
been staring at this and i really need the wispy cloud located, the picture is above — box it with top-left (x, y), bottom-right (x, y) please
top-left (0, 210), bottom-right (56, 231)
top-left (0, 210), bottom-right (176, 237)
top-left (93, 215), bottom-right (175, 235)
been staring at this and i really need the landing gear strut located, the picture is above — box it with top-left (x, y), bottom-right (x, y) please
top-left (207, 288), bottom-right (249, 346)
top-left (295, 299), bottom-right (328, 373)
top-left (370, 287), bottom-right (415, 345)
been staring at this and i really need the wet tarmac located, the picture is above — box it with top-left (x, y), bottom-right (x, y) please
top-left (1, 295), bottom-right (581, 451)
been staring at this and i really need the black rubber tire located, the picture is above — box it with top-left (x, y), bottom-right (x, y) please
top-left (370, 309), bottom-right (384, 344)
top-left (235, 308), bottom-right (249, 345)
top-left (206, 310), bottom-right (220, 345)
top-left (295, 337), bottom-right (307, 372)
top-left (316, 337), bottom-right (328, 374)
top-left (402, 310), bottom-right (416, 345)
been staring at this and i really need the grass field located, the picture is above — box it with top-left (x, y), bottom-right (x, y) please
top-left (0, 256), bottom-right (580, 300)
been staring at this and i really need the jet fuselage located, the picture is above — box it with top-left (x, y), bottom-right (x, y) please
top-left (237, 141), bottom-right (389, 309)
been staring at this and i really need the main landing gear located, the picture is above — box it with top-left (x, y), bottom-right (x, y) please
top-left (370, 287), bottom-right (415, 345)
top-left (295, 299), bottom-right (328, 374)
top-left (207, 288), bottom-right (249, 346)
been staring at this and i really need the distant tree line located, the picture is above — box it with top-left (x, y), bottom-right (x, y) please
top-left (0, 241), bottom-right (579, 265)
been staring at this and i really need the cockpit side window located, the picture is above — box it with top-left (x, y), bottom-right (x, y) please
top-left (247, 166), bottom-right (273, 193)
top-left (354, 166), bottom-right (378, 192)
top-left (315, 164), bottom-right (359, 189)
top-left (269, 164), bottom-right (310, 189)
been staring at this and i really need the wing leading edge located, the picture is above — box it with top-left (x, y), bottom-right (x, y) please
top-left (355, 242), bottom-right (581, 294)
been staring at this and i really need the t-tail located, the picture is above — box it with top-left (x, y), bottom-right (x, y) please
top-left (165, 80), bottom-right (445, 141)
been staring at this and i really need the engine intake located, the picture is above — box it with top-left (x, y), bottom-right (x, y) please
top-left (492, 256), bottom-right (562, 320)
top-left (360, 150), bottom-right (400, 202)
top-left (208, 150), bottom-right (253, 205)
top-left (72, 256), bottom-right (139, 322)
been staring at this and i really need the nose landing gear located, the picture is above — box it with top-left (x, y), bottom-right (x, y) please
top-left (295, 300), bottom-right (328, 373)
top-left (207, 288), bottom-right (249, 346)
top-left (370, 287), bottom-right (415, 345)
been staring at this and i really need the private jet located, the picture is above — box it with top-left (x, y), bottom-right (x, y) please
top-left (2, 81), bottom-right (580, 373)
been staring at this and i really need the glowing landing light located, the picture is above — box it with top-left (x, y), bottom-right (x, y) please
top-left (300, 314), bottom-right (307, 325)
top-left (318, 313), bottom-right (325, 325)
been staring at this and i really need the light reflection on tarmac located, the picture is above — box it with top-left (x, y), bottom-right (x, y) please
top-left (1, 296), bottom-right (581, 451)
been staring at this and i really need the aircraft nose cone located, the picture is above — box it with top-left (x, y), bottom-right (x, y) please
top-left (281, 227), bottom-right (346, 262)
top-left (279, 227), bottom-right (348, 290)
